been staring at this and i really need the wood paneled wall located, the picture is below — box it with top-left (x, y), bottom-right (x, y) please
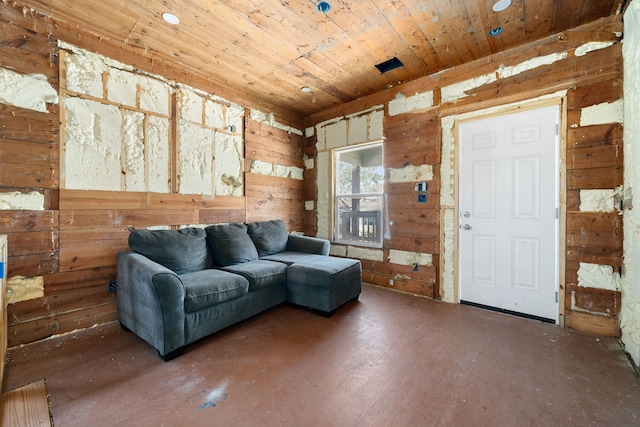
top-left (0, 3), bottom-right (305, 347)
top-left (305, 15), bottom-right (624, 336)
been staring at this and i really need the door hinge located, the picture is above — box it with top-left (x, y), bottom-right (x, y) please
top-left (555, 291), bottom-right (558, 303)
top-left (556, 124), bottom-right (559, 135)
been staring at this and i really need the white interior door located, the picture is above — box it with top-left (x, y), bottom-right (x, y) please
top-left (458, 105), bottom-right (559, 321)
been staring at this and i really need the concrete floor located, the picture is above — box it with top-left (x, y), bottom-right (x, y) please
top-left (3, 284), bottom-right (640, 426)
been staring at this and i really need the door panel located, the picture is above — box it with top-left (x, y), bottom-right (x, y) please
top-left (459, 105), bottom-right (559, 321)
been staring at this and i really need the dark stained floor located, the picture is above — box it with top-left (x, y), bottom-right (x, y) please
top-left (3, 284), bottom-right (640, 426)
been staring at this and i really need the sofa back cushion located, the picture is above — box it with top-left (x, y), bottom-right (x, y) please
top-left (128, 227), bottom-right (211, 275)
top-left (246, 220), bottom-right (288, 257)
top-left (205, 223), bottom-right (258, 266)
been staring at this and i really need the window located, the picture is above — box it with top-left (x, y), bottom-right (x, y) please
top-left (334, 142), bottom-right (384, 247)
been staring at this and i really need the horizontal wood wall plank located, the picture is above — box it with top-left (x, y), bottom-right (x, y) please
top-left (8, 253), bottom-right (59, 278)
top-left (0, 211), bottom-right (58, 232)
top-left (59, 209), bottom-right (198, 229)
top-left (59, 190), bottom-right (147, 210)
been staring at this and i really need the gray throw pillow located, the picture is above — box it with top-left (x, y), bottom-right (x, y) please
top-left (128, 227), bottom-right (211, 275)
top-left (205, 223), bottom-right (259, 266)
top-left (246, 220), bottom-right (288, 257)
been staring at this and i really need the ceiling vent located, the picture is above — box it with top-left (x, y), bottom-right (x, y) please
top-left (375, 57), bottom-right (404, 74)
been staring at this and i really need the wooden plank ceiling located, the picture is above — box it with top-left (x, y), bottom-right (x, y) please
top-left (12, 0), bottom-right (624, 117)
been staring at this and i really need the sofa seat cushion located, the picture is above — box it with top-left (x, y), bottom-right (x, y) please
top-left (221, 260), bottom-right (287, 291)
top-left (261, 252), bottom-right (328, 266)
top-left (246, 220), bottom-right (288, 257)
top-left (181, 270), bottom-right (249, 313)
top-left (128, 227), bottom-right (211, 275)
top-left (287, 257), bottom-right (362, 289)
top-left (205, 223), bottom-right (258, 266)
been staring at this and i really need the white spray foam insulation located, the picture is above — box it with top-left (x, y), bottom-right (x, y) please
top-left (621, 0), bottom-right (640, 366)
top-left (249, 160), bottom-right (273, 175)
top-left (179, 87), bottom-right (204, 124)
top-left (177, 120), bottom-right (214, 195)
top-left (315, 125), bottom-right (327, 151)
top-left (441, 73), bottom-right (497, 103)
top-left (7, 275), bottom-right (44, 304)
top-left (226, 104), bottom-right (245, 132)
top-left (329, 244), bottom-right (347, 257)
top-left (368, 109), bottom-right (384, 141)
top-left (316, 151), bottom-right (330, 239)
top-left (205, 99), bottom-right (225, 129)
top-left (348, 246), bottom-right (384, 261)
top-left (249, 160), bottom-right (303, 180)
top-left (0, 68), bottom-right (58, 113)
top-left (580, 99), bottom-right (624, 126)
top-left (65, 49), bottom-right (105, 98)
top-left (106, 67), bottom-right (137, 107)
top-left (388, 91), bottom-right (434, 116)
top-left (440, 207), bottom-right (456, 302)
top-left (574, 41), bottom-right (615, 57)
top-left (579, 189), bottom-right (616, 212)
top-left (577, 262), bottom-right (620, 291)
top-left (215, 133), bottom-right (243, 196)
top-left (64, 97), bottom-right (122, 191)
top-left (325, 120), bottom-right (348, 149)
top-left (305, 127), bottom-right (315, 137)
top-left (388, 164), bottom-right (434, 183)
top-left (388, 249), bottom-right (433, 266)
top-left (138, 76), bottom-right (171, 116)
top-left (249, 109), bottom-right (303, 135)
top-left (146, 116), bottom-right (170, 193)
top-left (0, 191), bottom-right (45, 210)
top-left (304, 158), bottom-right (315, 169)
top-left (498, 53), bottom-right (568, 79)
top-left (348, 114), bottom-right (368, 145)
top-left (123, 110), bottom-right (146, 191)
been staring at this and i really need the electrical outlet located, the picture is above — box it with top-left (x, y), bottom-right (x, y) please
top-left (108, 279), bottom-right (118, 293)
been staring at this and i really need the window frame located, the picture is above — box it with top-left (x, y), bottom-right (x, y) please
top-left (333, 141), bottom-right (384, 248)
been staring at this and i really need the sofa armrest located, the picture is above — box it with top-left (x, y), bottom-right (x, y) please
top-left (286, 234), bottom-right (330, 256)
top-left (116, 250), bottom-right (186, 356)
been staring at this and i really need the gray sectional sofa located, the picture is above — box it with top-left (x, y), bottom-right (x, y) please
top-left (116, 220), bottom-right (361, 361)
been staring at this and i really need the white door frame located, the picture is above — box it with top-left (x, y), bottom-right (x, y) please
top-left (438, 96), bottom-right (567, 326)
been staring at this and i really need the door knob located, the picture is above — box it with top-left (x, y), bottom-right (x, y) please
top-left (462, 224), bottom-right (471, 230)
top-left (463, 211), bottom-right (470, 218)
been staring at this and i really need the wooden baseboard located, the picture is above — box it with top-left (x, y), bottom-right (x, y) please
top-left (0, 379), bottom-right (52, 427)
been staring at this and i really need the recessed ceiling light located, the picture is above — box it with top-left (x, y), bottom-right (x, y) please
top-left (162, 12), bottom-right (180, 25)
top-left (301, 86), bottom-right (312, 93)
top-left (492, 0), bottom-right (512, 12)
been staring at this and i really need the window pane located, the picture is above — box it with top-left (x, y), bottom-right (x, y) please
top-left (336, 196), bottom-right (382, 244)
